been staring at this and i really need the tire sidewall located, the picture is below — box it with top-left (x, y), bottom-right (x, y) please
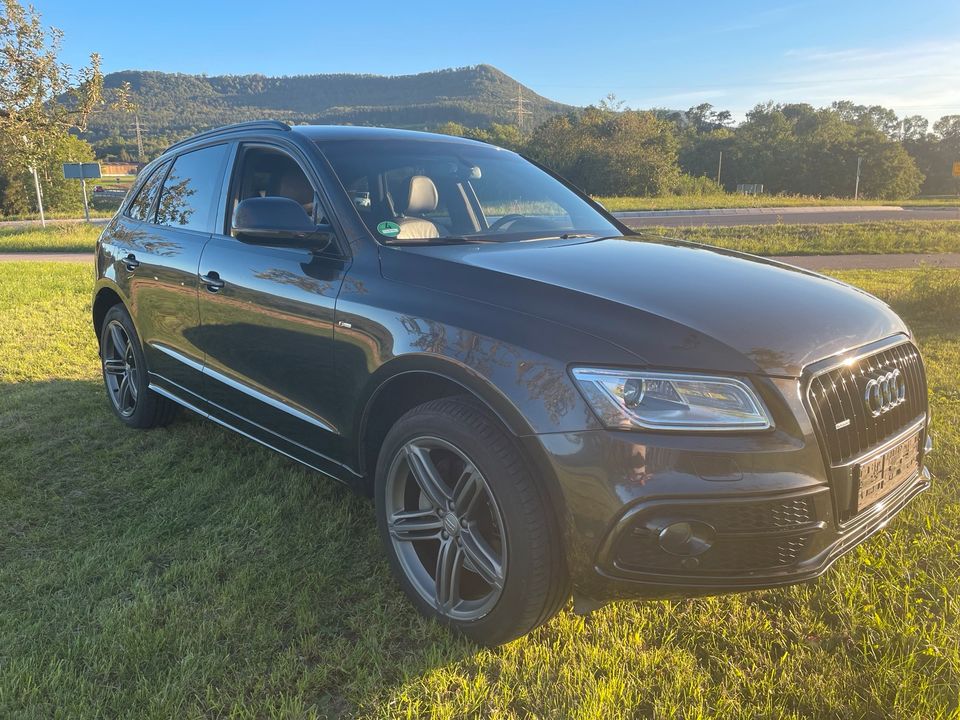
top-left (100, 305), bottom-right (153, 427)
top-left (375, 399), bottom-right (547, 642)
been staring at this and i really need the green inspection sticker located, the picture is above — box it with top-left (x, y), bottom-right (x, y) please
top-left (377, 221), bottom-right (401, 237)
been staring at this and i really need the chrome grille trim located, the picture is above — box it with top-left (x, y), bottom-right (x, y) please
top-left (805, 339), bottom-right (927, 467)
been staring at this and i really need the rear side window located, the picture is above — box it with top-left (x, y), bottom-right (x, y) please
top-left (126, 161), bottom-right (170, 222)
top-left (156, 144), bottom-right (229, 233)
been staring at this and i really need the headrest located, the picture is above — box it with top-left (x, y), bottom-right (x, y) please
top-left (402, 175), bottom-right (438, 215)
top-left (277, 171), bottom-right (313, 206)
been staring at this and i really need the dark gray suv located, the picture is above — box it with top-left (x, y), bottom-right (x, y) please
top-left (93, 121), bottom-right (931, 644)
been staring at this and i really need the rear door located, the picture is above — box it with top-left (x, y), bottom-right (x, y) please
top-left (112, 143), bottom-right (230, 401)
top-left (194, 142), bottom-right (351, 470)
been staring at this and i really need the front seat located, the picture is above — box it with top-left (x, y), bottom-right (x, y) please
top-left (394, 175), bottom-right (441, 240)
top-left (275, 168), bottom-right (315, 219)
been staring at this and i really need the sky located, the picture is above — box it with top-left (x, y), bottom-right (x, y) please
top-left (35, 0), bottom-right (960, 122)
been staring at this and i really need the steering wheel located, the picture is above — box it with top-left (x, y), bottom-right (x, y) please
top-left (487, 213), bottom-right (525, 232)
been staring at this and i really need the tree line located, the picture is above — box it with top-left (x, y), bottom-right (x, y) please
top-left (440, 98), bottom-right (959, 200)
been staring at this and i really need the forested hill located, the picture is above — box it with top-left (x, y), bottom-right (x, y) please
top-left (85, 64), bottom-right (572, 153)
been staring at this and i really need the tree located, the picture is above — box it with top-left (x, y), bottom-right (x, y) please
top-left (435, 121), bottom-right (524, 151)
top-left (0, 0), bottom-right (106, 213)
top-left (0, 132), bottom-right (94, 214)
top-left (714, 102), bottom-right (923, 199)
top-left (907, 115), bottom-right (960, 195)
top-left (526, 106), bottom-right (680, 196)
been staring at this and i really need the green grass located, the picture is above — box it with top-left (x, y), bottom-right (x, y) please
top-left (1, 262), bottom-right (958, 718)
top-left (3, 219), bottom-right (960, 258)
top-left (0, 209), bottom-right (114, 222)
top-left (597, 194), bottom-right (960, 212)
top-left (643, 220), bottom-right (960, 256)
top-left (0, 223), bottom-right (103, 253)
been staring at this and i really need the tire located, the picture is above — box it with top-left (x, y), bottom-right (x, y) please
top-left (375, 396), bottom-right (569, 645)
top-left (99, 304), bottom-right (178, 429)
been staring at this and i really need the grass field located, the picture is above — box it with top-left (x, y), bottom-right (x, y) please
top-left (2, 219), bottom-right (960, 258)
top-left (0, 262), bottom-right (958, 718)
top-left (645, 221), bottom-right (960, 256)
top-left (597, 194), bottom-right (960, 212)
top-left (0, 223), bottom-right (103, 253)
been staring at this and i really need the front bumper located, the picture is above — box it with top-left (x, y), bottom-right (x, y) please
top-left (524, 375), bottom-right (931, 603)
top-left (591, 465), bottom-right (929, 600)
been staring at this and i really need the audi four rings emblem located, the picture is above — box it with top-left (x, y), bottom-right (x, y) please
top-left (863, 369), bottom-right (907, 416)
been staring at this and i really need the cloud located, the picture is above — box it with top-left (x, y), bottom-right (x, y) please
top-left (771, 40), bottom-right (960, 118)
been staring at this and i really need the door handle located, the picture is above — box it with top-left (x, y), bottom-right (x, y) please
top-left (200, 271), bottom-right (225, 292)
top-left (122, 253), bottom-right (140, 271)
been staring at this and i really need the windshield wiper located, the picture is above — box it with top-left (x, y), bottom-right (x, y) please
top-left (384, 236), bottom-right (483, 245)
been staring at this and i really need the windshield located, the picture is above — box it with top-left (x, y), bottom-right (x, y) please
top-left (317, 138), bottom-right (621, 244)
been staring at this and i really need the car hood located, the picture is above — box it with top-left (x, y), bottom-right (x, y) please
top-left (379, 235), bottom-right (909, 377)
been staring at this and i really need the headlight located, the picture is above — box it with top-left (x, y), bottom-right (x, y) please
top-left (571, 368), bottom-right (772, 431)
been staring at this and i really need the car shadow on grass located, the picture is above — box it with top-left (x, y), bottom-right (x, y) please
top-left (0, 379), bottom-right (478, 717)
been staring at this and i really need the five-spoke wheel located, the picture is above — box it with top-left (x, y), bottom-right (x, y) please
top-left (384, 436), bottom-right (507, 620)
top-left (376, 396), bottom-right (569, 645)
top-left (103, 319), bottom-right (140, 417)
top-left (99, 304), bottom-right (178, 429)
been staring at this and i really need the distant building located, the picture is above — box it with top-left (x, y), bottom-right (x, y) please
top-left (100, 162), bottom-right (141, 176)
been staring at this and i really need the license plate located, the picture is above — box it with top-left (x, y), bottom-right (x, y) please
top-left (855, 431), bottom-right (922, 512)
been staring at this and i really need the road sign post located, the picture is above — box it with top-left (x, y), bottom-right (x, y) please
top-left (30, 166), bottom-right (45, 228)
top-left (63, 162), bottom-right (102, 222)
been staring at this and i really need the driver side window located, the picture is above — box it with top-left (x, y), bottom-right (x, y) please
top-left (230, 145), bottom-right (327, 235)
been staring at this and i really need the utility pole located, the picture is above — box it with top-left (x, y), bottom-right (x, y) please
top-left (514, 84), bottom-right (532, 131)
top-left (716, 151), bottom-right (723, 187)
top-left (854, 156), bottom-right (862, 201)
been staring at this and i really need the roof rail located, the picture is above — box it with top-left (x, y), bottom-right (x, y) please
top-left (164, 120), bottom-right (292, 153)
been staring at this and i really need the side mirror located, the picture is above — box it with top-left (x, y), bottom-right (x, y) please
top-left (232, 196), bottom-right (332, 251)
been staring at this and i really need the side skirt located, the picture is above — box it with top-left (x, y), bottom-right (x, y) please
top-left (148, 382), bottom-right (359, 488)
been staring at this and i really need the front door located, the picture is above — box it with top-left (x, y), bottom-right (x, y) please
top-left (193, 143), bottom-right (351, 470)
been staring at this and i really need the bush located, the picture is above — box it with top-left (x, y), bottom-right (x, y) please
top-left (670, 174), bottom-right (722, 196)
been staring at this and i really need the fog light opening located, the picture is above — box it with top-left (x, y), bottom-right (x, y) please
top-left (658, 521), bottom-right (716, 557)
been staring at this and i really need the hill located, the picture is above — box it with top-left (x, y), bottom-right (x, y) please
top-left (84, 64), bottom-right (573, 158)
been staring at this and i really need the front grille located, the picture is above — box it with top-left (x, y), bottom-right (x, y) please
top-left (806, 342), bottom-right (927, 465)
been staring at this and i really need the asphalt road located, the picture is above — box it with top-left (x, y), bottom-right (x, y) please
top-left (616, 206), bottom-right (960, 227)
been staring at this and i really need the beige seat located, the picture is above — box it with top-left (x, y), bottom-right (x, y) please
top-left (394, 175), bottom-right (441, 240)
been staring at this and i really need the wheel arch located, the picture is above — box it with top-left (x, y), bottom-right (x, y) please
top-left (355, 355), bottom-right (537, 490)
top-left (92, 282), bottom-right (128, 347)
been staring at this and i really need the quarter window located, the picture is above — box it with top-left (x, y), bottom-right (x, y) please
top-left (126, 161), bottom-right (170, 222)
top-left (156, 144), bottom-right (229, 233)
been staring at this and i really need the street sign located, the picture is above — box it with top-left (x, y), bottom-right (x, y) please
top-left (953, 161), bottom-right (960, 178)
top-left (62, 162), bottom-right (101, 180)
top-left (62, 163), bottom-right (102, 222)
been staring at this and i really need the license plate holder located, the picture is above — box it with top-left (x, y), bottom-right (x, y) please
top-left (854, 431), bottom-right (922, 513)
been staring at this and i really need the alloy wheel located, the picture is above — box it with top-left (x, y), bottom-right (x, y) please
top-left (384, 436), bottom-right (507, 621)
top-left (102, 320), bottom-right (139, 417)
